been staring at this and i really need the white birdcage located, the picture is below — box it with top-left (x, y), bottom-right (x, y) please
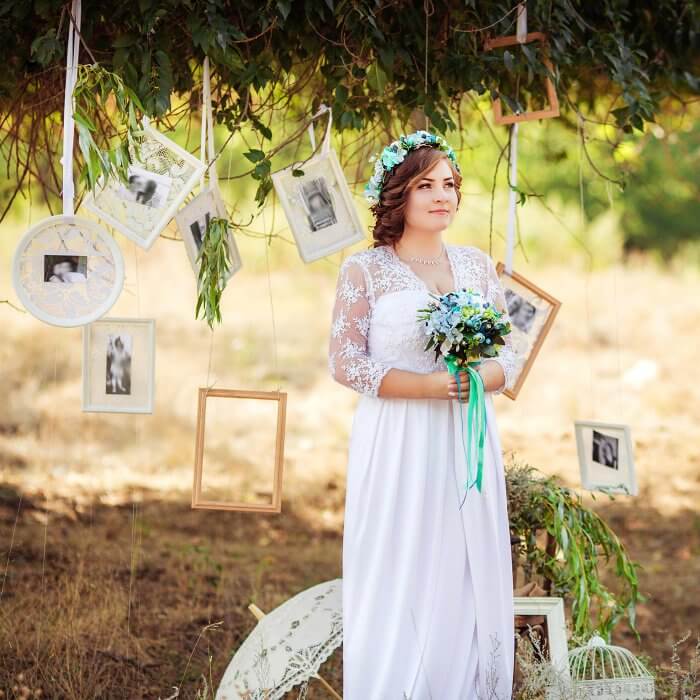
top-left (568, 634), bottom-right (655, 700)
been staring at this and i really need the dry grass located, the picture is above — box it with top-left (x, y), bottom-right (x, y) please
top-left (1, 208), bottom-right (700, 697)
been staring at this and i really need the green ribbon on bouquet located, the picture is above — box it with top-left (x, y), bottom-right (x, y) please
top-left (443, 354), bottom-right (486, 509)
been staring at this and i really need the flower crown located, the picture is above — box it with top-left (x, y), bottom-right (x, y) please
top-left (364, 130), bottom-right (461, 204)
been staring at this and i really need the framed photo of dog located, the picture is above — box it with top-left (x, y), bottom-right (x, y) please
top-left (495, 263), bottom-right (561, 400)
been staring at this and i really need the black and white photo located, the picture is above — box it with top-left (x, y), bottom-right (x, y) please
top-left (82, 123), bottom-right (206, 250)
top-left (175, 186), bottom-right (242, 281)
top-left (592, 429), bottom-right (619, 470)
top-left (272, 149), bottom-right (365, 263)
top-left (505, 287), bottom-right (538, 333)
top-left (43, 254), bottom-right (88, 284)
top-left (106, 333), bottom-right (132, 395)
top-left (297, 177), bottom-right (337, 231)
top-left (83, 318), bottom-right (155, 414)
top-left (116, 165), bottom-right (172, 209)
top-left (495, 263), bottom-right (562, 400)
top-left (575, 420), bottom-right (637, 495)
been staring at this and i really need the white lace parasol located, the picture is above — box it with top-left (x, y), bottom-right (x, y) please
top-left (215, 578), bottom-right (342, 700)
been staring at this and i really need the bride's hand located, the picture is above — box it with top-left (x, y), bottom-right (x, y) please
top-left (425, 370), bottom-right (471, 402)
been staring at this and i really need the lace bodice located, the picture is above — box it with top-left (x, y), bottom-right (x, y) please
top-left (328, 243), bottom-right (518, 397)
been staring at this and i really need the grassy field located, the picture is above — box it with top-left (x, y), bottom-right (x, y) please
top-left (1, 197), bottom-right (700, 698)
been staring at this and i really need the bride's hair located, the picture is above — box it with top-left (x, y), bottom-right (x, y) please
top-left (369, 146), bottom-right (462, 248)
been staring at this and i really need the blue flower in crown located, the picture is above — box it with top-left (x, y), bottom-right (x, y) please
top-left (364, 130), bottom-right (461, 204)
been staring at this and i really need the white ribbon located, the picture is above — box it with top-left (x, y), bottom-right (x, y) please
top-left (200, 56), bottom-right (218, 190)
top-left (306, 104), bottom-right (333, 156)
top-left (505, 2), bottom-right (527, 274)
top-left (61, 0), bottom-right (81, 216)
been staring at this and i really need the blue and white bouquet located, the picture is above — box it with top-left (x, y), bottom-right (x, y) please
top-left (416, 288), bottom-right (511, 504)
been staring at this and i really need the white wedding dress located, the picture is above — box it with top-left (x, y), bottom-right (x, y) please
top-left (328, 243), bottom-right (518, 700)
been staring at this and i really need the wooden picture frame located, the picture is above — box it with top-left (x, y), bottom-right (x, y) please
top-left (174, 185), bottom-right (242, 282)
top-left (575, 420), bottom-right (637, 496)
top-left (271, 148), bottom-right (366, 263)
top-left (483, 31), bottom-right (560, 125)
top-left (513, 596), bottom-right (571, 697)
top-left (495, 263), bottom-right (561, 400)
top-left (192, 388), bottom-right (287, 512)
top-left (82, 317), bottom-right (156, 413)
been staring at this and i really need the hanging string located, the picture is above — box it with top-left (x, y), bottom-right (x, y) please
top-left (61, 0), bottom-right (81, 216)
top-left (200, 56), bottom-right (218, 191)
top-left (504, 2), bottom-right (528, 275)
top-left (423, 0), bottom-right (433, 131)
top-left (306, 104), bottom-right (332, 157)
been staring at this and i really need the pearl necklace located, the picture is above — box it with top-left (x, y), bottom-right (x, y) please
top-left (395, 242), bottom-right (445, 265)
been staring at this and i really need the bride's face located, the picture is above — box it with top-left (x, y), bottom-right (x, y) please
top-left (403, 157), bottom-right (458, 233)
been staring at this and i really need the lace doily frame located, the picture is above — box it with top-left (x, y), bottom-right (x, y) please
top-left (82, 121), bottom-right (206, 250)
top-left (271, 148), bottom-right (365, 264)
top-left (174, 185), bottom-right (243, 282)
top-left (11, 215), bottom-right (125, 327)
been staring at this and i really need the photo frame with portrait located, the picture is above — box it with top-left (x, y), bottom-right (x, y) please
top-left (174, 186), bottom-right (242, 281)
top-left (271, 149), bottom-right (365, 263)
top-left (575, 420), bottom-right (637, 495)
top-left (82, 317), bottom-right (156, 413)
top-left (192, 388), bottom-right (287, 513)
top-left (12, 216), bottom-right (124, 327)
top-left (82, 121), bottom-right (205, 250)
top-left (495, 263), bottom-right (561, 400)
top-left (513, 596), bottom-right (571, 698)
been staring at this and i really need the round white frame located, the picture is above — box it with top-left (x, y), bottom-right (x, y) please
top-left (12, 215), bottom-right (125, 327)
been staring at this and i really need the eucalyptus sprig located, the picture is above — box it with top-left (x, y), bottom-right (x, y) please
top-left (73, 64), bottom-right (145, 191)
top-left (506, 458), bottom-right (644, 641)
top-left (195, 216), bottom-right (232, 328)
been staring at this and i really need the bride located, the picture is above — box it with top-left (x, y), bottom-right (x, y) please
top-left (328, 131), bottom-right (517, 699)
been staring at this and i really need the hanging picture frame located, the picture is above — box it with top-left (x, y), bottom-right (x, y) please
top-left (495, 263), bottom-right (561, 400)
top-left (575, 420), bottom-right (637, 496)
top-left (174, 186), bottom-right (242, 281)
top-left (82, 317), bottom-right (156, 413)
top-left (82, 120), bottom-right (206, 250)
top-left (272, 108), bottom-right (365, 263)
top-left (483, 31), bottom-right (560, 125)
top-left (192, 388), bottom-right (287, 513)
top-left (12, 215), bottom-right (124, 327)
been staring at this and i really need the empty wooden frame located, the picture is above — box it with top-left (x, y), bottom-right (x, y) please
top-left (484, 31), bottom-right (560, 124)
top-left (496, 263), bottom-right (561, 400)
top-left (192, 387), bottom-right (287, 512)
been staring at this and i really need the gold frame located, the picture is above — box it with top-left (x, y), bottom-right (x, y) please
top-left (483, 31), bottom-right (560, 125)
top-left (496, 263), bottom-right (561, 400)
top-left (192, 387), bottom-right (287, 512)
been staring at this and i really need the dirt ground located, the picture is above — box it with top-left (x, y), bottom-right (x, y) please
top-left (1, 234), bottom-right (700, 698)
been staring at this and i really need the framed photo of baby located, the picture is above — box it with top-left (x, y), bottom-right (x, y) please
top-left (495, 263), bottom-right (562, 400)
top-left (271, 149), bottom-right (365, 263)
top-left (575, 420), bottom-right (637, 495)
top-left (82, 318), bottom-right (156, 413)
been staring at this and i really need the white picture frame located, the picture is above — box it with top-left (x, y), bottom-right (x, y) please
top-left (11, 215), bottom-right (124, 327)
top-left (82, 317), bottom-right (156, 414)
top-left (82, 122), bottom-right (206, 250)
top-left (271, 148), bottom-right (365, 263)
top-left (574, 420), bottom-right (637, 496)
top-left (514, 596), bottom-right (571, 697)
top-left (174, 186), bottom-right (242, 281)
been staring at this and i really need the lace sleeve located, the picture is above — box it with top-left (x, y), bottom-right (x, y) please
top-left (328, 257), bottom-right (392, 397)
top-left (482, 253), bottom-right (518, 395)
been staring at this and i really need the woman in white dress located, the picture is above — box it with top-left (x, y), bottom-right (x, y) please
top-left (328, 132), bottom-right (518, 700)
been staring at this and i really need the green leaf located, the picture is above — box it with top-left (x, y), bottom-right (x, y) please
top-left (244, 149), bottom-right (266, 163)
top-left (366, 62), bottom-right (388, 93)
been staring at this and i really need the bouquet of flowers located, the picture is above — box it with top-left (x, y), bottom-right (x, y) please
top-left (416, 288), bottom-right (512, 505)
